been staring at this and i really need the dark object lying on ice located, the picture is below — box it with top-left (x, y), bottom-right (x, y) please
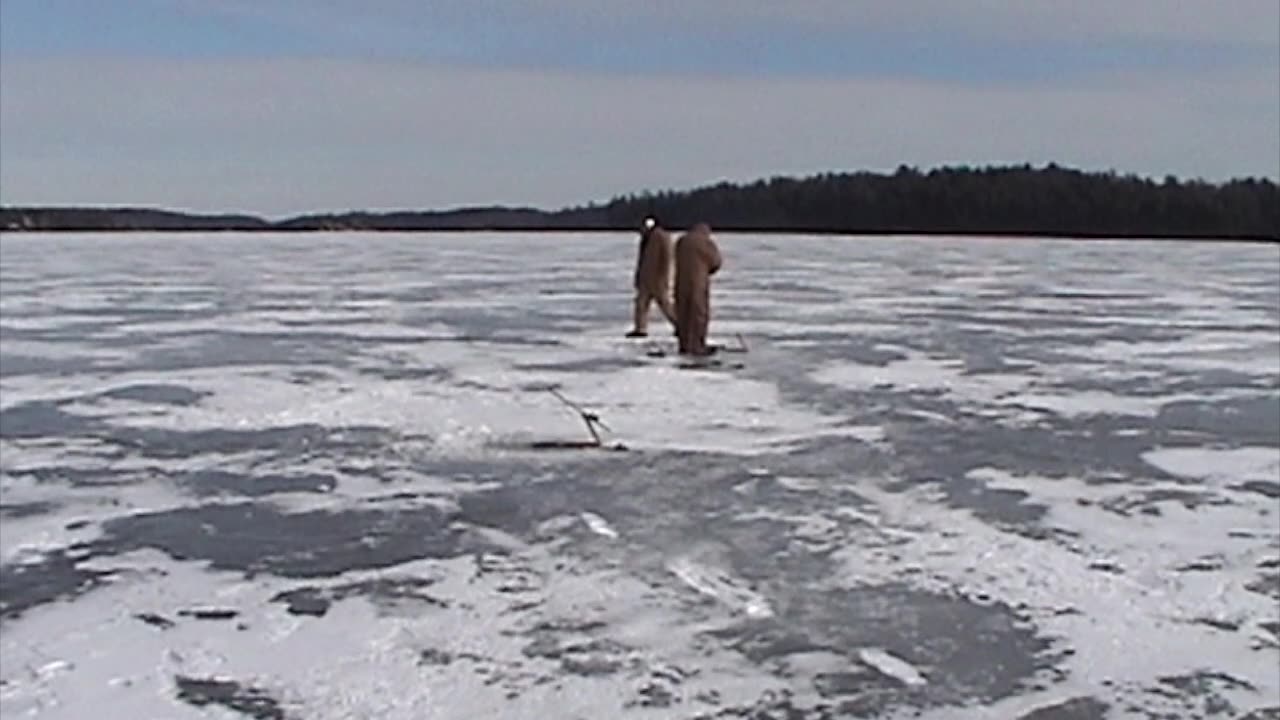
top-left (646, 333), bottom-right (748, 359)
top-left (676, 358), bottom-right (745, 371)
top-left (528, 439), bottom-right (628, 451)
top-left (526, 388), bottom-right (629, 452)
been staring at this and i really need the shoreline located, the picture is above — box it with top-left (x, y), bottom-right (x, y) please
top-left (2, 227), bottom-right (1276, 244)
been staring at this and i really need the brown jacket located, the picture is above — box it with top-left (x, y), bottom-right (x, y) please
top-left (634, 226), bottom-right (674, 294)
top-left (674, 223), bottom-right (722, 354)
top-left (674, 223), bottom-right (721, 298)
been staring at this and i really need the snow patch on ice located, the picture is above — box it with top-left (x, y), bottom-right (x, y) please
top-left (580, 512), bottom-right (619, 539)
top-left (997, 389), bottom-right (1200, 418)
top-left (857, 647), bottom-right (927, 687)
top-left (828, 467), bottom-right (1280, 709)
top-left (666, 555), bottom-right (775, 619)
top-left (1142, 446), bottom-right (1280, 485)
top-left (811, 348), bottom-right (1034, 404)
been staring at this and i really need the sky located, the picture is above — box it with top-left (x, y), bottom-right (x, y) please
top-left (1, 1), bottom-right (1277, 217)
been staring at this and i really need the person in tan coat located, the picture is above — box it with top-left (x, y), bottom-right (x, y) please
top-left (626, 216), bottom-right (677, 338)
top-left (674, 222), bottom-right (722, 356)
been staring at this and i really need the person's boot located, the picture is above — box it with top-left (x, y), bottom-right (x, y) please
top-left (625, 329), bottom-right (647, 338)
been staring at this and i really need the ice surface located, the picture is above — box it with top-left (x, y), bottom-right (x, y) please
top-left (579, 512), bottom-right (619, 539)
top-left (857, 647), bottom-right (927, 687)
top-left (811, 348), bottom-right (1036, 403)
top-left (1142, 446), bottom-right (1280, 485)
top-left (666, 554), bottom-right (775, 619)
top-left (996, 389), bottom-right (1238, 418)
top-left (1, 231), bottom-right (1276, 719)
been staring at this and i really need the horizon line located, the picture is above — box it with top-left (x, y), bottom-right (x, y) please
top-left (2, 161), bottom-right (1276, 220)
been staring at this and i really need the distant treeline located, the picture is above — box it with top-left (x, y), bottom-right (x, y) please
top-left (3, 164), bottom-right (1277, 240)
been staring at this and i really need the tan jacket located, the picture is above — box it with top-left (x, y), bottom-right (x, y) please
top-left (634, 226), bottom-right (674, 294)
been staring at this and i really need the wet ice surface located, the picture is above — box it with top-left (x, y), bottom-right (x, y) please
top-left (0, 232), bottom-right (1277, 719)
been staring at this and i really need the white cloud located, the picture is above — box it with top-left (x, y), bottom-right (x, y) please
top-left (1, 57), bottom-right (1276, 215)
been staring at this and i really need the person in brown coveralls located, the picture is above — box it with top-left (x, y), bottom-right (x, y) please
top-left (626, 216), bottom-right (677, 338)
top-left (674, 222), bottom-right (722, 356)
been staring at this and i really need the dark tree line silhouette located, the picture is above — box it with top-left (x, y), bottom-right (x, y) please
top-left (3, 164), bottom-right (1276, 240)
top-left (590, 164), bottom-right (1278, 240)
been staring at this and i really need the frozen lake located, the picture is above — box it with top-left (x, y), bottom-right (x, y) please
top-left (1, 231), bottom-right (1277, 719)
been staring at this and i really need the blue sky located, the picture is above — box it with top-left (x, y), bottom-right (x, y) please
top-left (2, 0), bottom-right (1277, 215)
